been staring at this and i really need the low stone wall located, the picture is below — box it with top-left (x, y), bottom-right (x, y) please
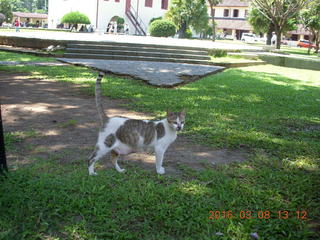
top-left (259, 55), bottom-right (320, 71)
top-left (0, 36), bottom-right (70, 49)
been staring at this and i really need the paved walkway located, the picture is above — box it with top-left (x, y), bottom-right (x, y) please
top-left (0, 31), bottom-right (263, 51)
top-left (58, 58), bottom-right (225, 86)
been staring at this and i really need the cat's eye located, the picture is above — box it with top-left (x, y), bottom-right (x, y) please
top-left (173, 121), bottom-right (178, 124)
top-left (181, 121), bottom-right (185, 124)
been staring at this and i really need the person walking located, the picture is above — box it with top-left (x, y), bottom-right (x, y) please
top-left (106, 22), bottom-right (111, 33)
top-left (14, 18), bottom-right (20, 32)
top-left (124, 23), bottom-right (130, 35)
top-left (108, 21), bottom-right (114, 34)
top-left (113, 21), bottom-right (118, 34)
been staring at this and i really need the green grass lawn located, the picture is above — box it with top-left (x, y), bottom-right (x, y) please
top-left (0, 53), bottom-right (319, 239)
top-left (0, 51), bottom-right (57, 62)
top-left (211, 55), bottom-right (263, 63)
top-left (280, 46), bottom-right (319, 57)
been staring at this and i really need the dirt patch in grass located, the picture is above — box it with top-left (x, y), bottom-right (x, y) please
top-left (1, 72), bottom-right (248, 175)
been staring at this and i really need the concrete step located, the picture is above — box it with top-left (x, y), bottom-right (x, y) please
top-left (63, 53), bottom-right (213, 65)
top-left (67, 43), bottom-right (209, 55)
top-left (67, 41), bottom-right (209, 51)
top-left (65, 48), bottom-right (211, 60)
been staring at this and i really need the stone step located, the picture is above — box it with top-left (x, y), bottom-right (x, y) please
top-left (63, 53), bottom-right (213, 65)
top-left (67, 43), bottom-right (209, 55)
top-left (65, 48), bottom-right (211, 60)
top-left (67, 41), bottom-right (209, 51)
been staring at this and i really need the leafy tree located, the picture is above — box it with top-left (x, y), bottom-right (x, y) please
top-left (61, 11), bottom-right (90, 31)
top-left (0, 0), bottom-right (12, 22)
top-left (207, 0), bottom-right (221, 41)
top-left (251, 0), bottom-right (312, 49)
top-left (166, 0), bottom-right (209, 38)
top-left (10, 0), bottom-right (48, 13)
top-left (301, 1), bottom-right (320, 53)
top-left (249, 6), bottom-right (297, 45)
top-left (249, 7), bottom-right (273, 44)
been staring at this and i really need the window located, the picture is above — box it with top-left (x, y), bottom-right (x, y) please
top-left (115, 0), bottom-right (120, 2)
top-left (233, 9), bottom-right (239, 18)
top-left (223, 9), bottom-right (229, 17)
top-left (145, 0), bottom-right (153, 7)
top-left (161, 0), bottom-right (168, 10)
top-left (245, 10), bottom-right (248, 18)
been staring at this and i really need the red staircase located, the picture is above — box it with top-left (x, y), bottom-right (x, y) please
top-left (125, 5), bottom-right (147, 36)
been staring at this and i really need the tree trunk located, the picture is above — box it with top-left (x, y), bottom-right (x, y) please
top-left (275, 28), bottom-right (281, 49)
top-left (315, 34), bottom-right (320, 53)
top-left (212, 18), bottom-right (216, 41)
top-left (308, 34), bottom-right (313, 55)
top-left (178, 22), bottom-right (187, 38)
top-left (266, 23), bottom-right (274, 45)
top-left (210, 5), bottom-right (216, 42)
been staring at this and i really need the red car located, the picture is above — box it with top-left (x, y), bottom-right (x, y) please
top-left (297, 40), bottom-right (316, 48)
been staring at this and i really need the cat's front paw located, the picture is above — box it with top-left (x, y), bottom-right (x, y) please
top-left (157, 167), bottom-right (165, 175)
top-left (89, 171), bottom-right (98, 176)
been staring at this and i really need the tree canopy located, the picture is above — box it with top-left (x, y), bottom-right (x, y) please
top-left (251, 0), bottom-right (312, 49)
top-left (166, 0), bottom-right (209, 38)
top-left (61, 11), bottom-right (90, 31)
top-left (0, 0), bottom-right (12, 22)
top-left (10, 0), bottom-right (47, 13)
top-left (301, 1), bottom-right (320, 53)
top-left (248, 6), bottom-right (297, 45)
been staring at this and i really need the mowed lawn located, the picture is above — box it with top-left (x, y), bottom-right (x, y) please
top-left (0, 52), bottom-right (319, 239)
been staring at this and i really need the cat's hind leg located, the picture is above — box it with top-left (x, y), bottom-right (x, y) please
top-left (88, 146), bottom-right (109, 175)
top-left (111, 150), bottom-right (125, 173)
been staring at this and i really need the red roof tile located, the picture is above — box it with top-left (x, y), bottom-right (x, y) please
top-left (13, 12), bottom-right (47, 19)
top-left (217, 0), bottom-right (250, 7)
top-left (215, 18), bottom-right (253, 31)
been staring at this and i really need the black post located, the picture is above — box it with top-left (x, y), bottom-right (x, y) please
top-left (0, 103), bottom-right (8, 174)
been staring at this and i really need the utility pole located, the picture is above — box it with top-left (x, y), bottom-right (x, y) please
top-left (0, 104), bottom-right (8, 175)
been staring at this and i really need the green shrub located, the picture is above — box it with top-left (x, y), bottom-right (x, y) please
top-left (208, 49), bottom-right (228, 57)
top-left (61, 11), bottom-right (90, 25)
top-left (184, 28), bottom-right (193, 39)
top-left (149, 20), bottom-right (176, 37)
top-left (117, 17), bottom-right (124, 25)
top-left (149, 16), bottom-right (162, 25)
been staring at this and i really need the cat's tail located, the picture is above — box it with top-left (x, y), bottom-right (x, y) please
top-left (95, 71), bottom-right (108, 126)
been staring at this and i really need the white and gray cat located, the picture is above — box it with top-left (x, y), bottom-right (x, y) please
top-left (88, 72), bottom-right (186, 175)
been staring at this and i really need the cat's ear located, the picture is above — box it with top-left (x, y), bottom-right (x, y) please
top-left (167, 110), bottom-right (174, 117)
top-left (180, 109), bottom-right (187, 117)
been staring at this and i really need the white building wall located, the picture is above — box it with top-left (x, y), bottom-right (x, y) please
top-left (49, 0), bottom-right (171, 34)
top-left (135, 0), bottom-right (169, 34)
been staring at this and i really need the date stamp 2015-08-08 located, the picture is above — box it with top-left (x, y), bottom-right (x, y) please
top-left (208, 210), bottom-right (308, 220)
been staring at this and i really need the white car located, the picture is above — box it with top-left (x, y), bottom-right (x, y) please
top-left (241, 33), bottom-right (258, 43)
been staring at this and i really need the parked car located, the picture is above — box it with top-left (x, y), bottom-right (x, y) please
top-left (241, 33), bottom-right (258, 42)
top-left (297, 40), bottom-right (316, 48)
top-left (223, 34), bottom-right (234, 40)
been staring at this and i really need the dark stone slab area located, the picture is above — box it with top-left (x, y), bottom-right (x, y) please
top-left (57, 58), bottom-right (225, 87)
